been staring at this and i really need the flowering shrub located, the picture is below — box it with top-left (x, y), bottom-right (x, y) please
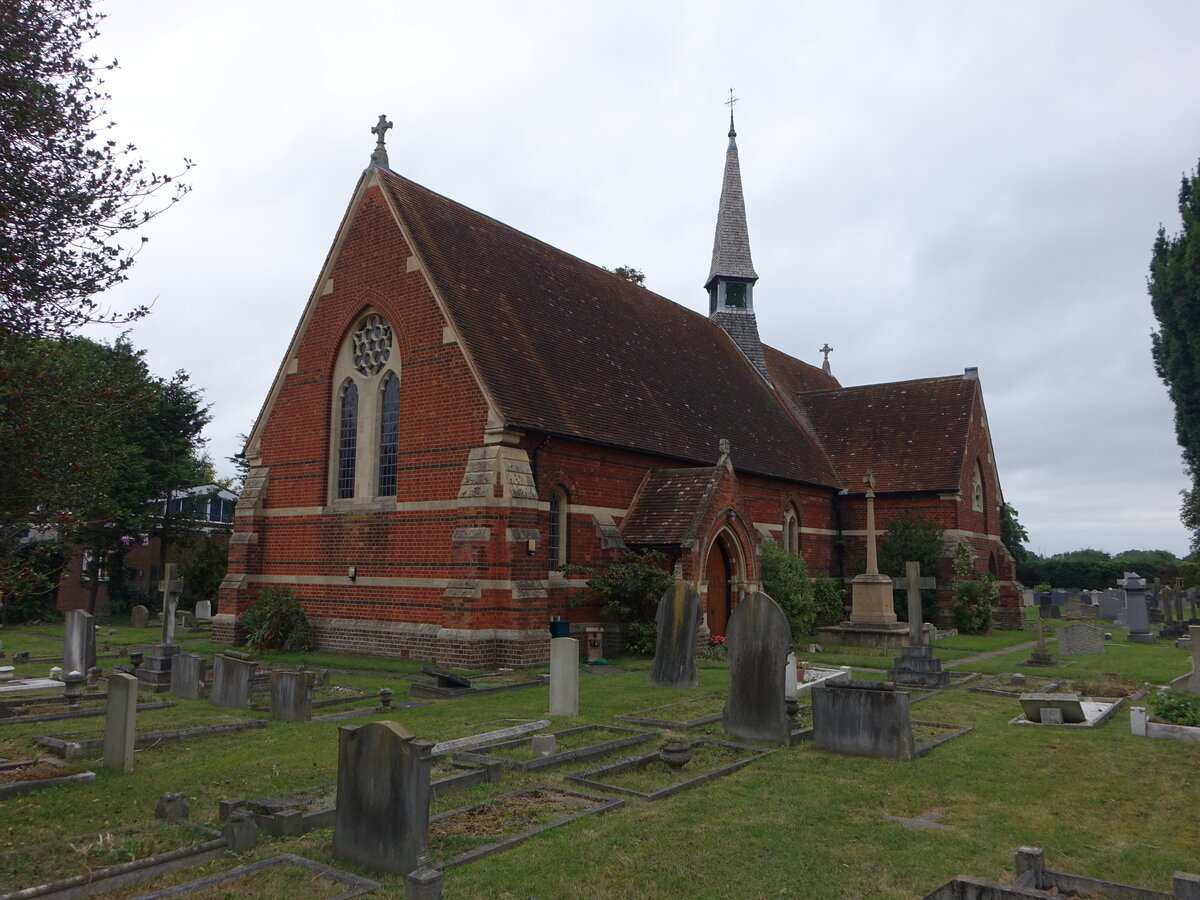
top-left (708, 634), bottom-right (726, 647)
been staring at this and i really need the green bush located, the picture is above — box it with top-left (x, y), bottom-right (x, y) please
top-left (238, 586), bottom-right (314, 653)
top-left (1149, 689), bottom-right (1200, 727)
top-left (564, 549), bottom-right (674, 655)
top-left (761, 542), bottom-right (817, 641)
top-left (812, 575), bottom-right (846, 626)
top-left (951, 543), bottom-right (996, 634)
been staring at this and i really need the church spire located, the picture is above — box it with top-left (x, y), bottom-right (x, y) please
top-left (707, 92), bottom-right (768, 382)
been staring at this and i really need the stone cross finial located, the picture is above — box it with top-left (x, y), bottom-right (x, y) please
top-left (719, 437), bottom-right (731, 457)
top-left (725, 88), bottom-right (739, 137)
top-left (820, 343), bottom-right (833, 375)
top-left (370, 114), bottom-right (393, 167)
top-left (863, 468), bottom-right (876, 495)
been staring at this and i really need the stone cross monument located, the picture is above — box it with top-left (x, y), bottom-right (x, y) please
top-left (848, 469), bottom-right (900, 626)
top-left (137, 563), bottom-right (184, 692)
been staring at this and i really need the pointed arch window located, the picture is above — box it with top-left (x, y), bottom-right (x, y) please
top-left (548, 486), bottom-right (569, 570)
top-left (783, 505), bottom-right (800, 555)
top-left (972, 462), bottom-right (984, 512)
top-left (377, 373), bottom-right (400, 496)
top-left (336, 381), bottom-right (358, 500)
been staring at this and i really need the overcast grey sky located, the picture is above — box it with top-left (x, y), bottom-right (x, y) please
top-left (83, 1), bottom-right (1200, 558)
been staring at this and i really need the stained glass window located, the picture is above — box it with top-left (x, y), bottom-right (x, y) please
top-left (378, 373), bottom-right (400, 496)
top-left (337, 382), bottom-right (358, 499)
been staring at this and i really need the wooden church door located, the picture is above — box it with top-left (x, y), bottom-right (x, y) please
top-left (706, 539), bottom-right (732, 637)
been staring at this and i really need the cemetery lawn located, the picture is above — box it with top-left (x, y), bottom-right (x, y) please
top-left (0, 621), bottom-right (1195, 898)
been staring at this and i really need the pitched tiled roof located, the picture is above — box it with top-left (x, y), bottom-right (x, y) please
top-left (379, 170), bottom-right (839, 487)
top-left (621, 467), bottom-right (721, 545)
top-left (797, 376), bottom-right (978, 494)
top-left (763, 345), bottom-right (841, 394)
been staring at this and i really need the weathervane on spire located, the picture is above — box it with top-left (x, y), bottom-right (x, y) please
top-left (725, 87), bottom-right (739, 137)
top-left (370, 114), bottom-right (393, 167)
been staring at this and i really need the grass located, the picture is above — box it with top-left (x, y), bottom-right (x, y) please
top-left (0, 619), bottom-right (1195, 898)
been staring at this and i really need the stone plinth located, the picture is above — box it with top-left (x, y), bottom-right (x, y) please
top-left (137, 644), bottom-right (179, 693)
top-left (887, 645), bottom-right (949, 687)
top-left (818, 622), bottom-right (910, 649)
top-left (849, 573), bottom-right (897, 625)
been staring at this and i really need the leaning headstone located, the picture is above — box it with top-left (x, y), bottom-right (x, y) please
top-left (1122, 574), bottom-right (1154, 644)
top-left (1019, 692), bottom-right (1086, 724)
top-left (270, 669), bottom-right (315, 722)
top-left (648, 581), bottom-right (702, 689)
top-left (211, 654), bottom-right (256, 709)
top-left (63, 609), bottom-right (96, 675)
top-left (333, 721), bottom-right (432, 876)
top-left (549, 638), bottom-right (579, 717)
top-left (169, 653), bottom-right (207, 700)
top-left (194, 599), bottom-right (212, 621)
top-left (131, 605), bottom-right (150, 629)
top-left (722, 591), bottom-right (791, 745)
top-left (103, 672), bottom-right (138, 773)
top-left (1057, 623), bottom-right (1105, 655)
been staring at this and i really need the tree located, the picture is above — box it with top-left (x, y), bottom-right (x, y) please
top-left (564, 550), bottom-right (674, 654)
top-left (1149, 160), bottom-right (1200, 549)
top-left (1000, 502), bottom-right (1029, 565)
top-left (606, 266), bottom-right (646, 286)
top-left (876, 511), bottom-right (944, 620)
top-left (1, 0), bottom-right (191, 337)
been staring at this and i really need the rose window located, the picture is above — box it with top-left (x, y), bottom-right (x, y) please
top-left (352, 314), bottom-right (392, 376)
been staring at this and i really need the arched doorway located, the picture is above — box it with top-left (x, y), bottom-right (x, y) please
top-left (705, 536), bottom-right (733, 636)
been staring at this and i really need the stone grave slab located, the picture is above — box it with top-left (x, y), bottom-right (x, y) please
top-left (1056, 623), bottom-right (1105, 655)
top-left (169, 653), bottom-right (207, 700)
top-left (409, 667), bottom-right (541, 700)
top-left (333, 720), bottom-right (433, 877)
top-left (813, 681), bottom-right (916, 760)
top-left (616, 694), bottom-right (726, 730)
top-left (1013, 693), bottom-right (1125, 728)
top-left (454, 723), bottom-right (655, 771)
top-left (35, 719), bottom-right (266, 759)
top-left (122, 853), bottom-right (380, 900)
top-left (269, 669), bottom-right (314, 722)
top-left (566, 737), bottom-right (772, 800)
top-left (429, 784), bottom-right (622, 870)
top-left (722, 590), bottom-right (791, 745)
top-left (210, 654), bottom-right (256, 709)
top-left (648, 581), bottom-right (702, 689)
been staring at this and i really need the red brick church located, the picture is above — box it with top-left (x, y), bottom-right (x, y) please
top-left (215, 113), bottom-right (1019, 665)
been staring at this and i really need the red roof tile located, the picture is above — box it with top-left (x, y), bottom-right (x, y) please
top-left (379, 170), bottom-right (840, 487)
top-left (798, 376), bottom-right (978, 494)
top-left (621, 467), bottom-right (722, 545)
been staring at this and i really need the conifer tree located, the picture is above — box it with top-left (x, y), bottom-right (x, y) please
top-left (1149, 161), bottom-right (1200, 547)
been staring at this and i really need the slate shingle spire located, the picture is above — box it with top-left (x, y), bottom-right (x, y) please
top-left (706, 100), bottom-right (769, 382)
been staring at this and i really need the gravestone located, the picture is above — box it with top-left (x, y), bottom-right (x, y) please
top-left (211, 654), bottom-right (256, 709)
top-left (103, 672), bottom-right (138, 773)
top-left (333, 721), bottom-right (432, 876)
top-left (722, 591), bottom-right (791, 745)
top-left (169, 653), bottom-right (207, 700)
top-left (1185, 625), bottom-right (1200, 695)
top-left (1122, 574), bottom-right (1154, 644)
top-left (785, 653), bottom-right (798, 699)
top-left (887, 562), bottom-right (948, 686)
top-left (548, 637), bottom-right (579, 716)
top-left (648, 581), bottom-right (701, 689)
top-left (421, 667), bottom-right (471, 690)
top-left (812, 680), bottom-right (915, 759)
top-left (63, 609), bottom-right (96, 675)
top-left (1063, 596), bottom-right (1082, 619)
top-left (1057, 623), bottom-right (1105, 655)
top-left (194, 599), bottom-right (212, 620)
top-left (1098, 591), bottom-right (1123, 621)
top-left (1019, 693), bottom-right (1086, 724)
top-left (138, 565), bottom-right (184, 690)
top-left (270, 670), bottom-right (315, 722)
top-left (1050, 590), bottom-right (1068, 608)
top-left (1023, 619), bottom-right (1055, 666)
top-left (131, 605), bottom-right (150, 629)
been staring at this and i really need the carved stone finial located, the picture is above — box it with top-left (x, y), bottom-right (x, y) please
top-left (718, 438), bottom-right (731, 457)
top-left (863, 468), bottom-right (876, 493)
top-left (370, 114), bottom-right (393, 167)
